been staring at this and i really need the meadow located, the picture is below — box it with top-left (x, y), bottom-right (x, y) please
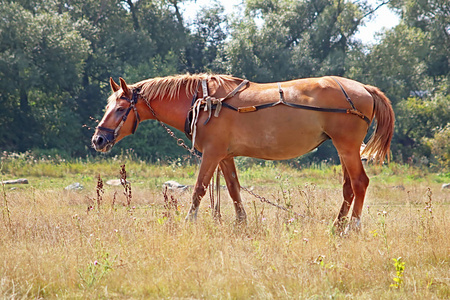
top-left (1, 153), bottom-right (449, 299)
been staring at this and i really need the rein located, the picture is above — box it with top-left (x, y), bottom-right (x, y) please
top-left (96, 89), bottom-right (141, 143)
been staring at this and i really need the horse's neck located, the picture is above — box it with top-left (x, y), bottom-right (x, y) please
top-left (139, 77), bottom-right (238, 131)
top-left (141, 92), bottom-right (192, 132)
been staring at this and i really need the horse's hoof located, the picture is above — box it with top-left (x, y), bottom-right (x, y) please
top-left (235, 218), bottom-right (247, 225)
top-left (344, 217), bottom-right (361, 234)
top-left (332, 217), bottom-right (348, 234)
top-left (235, 212), bottom-right (247, 225)
top-left (185, 208), bottom-right (199, 222)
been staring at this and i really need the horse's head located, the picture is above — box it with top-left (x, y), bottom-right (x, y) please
top-left (92, 77), bottom-right (141, 152)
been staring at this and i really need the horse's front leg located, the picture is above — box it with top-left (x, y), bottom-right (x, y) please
top-left (186, 153), bottom-right (222, 221)
top-left (219, 157), bottom-right (247, 223)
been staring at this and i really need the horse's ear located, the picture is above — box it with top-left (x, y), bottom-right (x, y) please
top-left (110, 77), bottom-right (120, 92)
top-left (119, 77), bottom-right (131, 98)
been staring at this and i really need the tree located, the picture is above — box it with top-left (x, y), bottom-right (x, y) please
top-left (427, 124), bottom-right (450, 170)
top-left (1, 0), bottom-right (447, 165)
top-left (393, 86), bottom-right (450, 164)
top-left (390, 0), bottom-right (450, 79)
top-left (348, 24), bottom-right (430, 105)
top-left (219, 0), bottom-right (367, 82)
top-left (0, 1), bottom-right (90, 153)
top-left (349, 0), bottom-right (450, 163)
top-left (183, 2), bottom-right (229, 73)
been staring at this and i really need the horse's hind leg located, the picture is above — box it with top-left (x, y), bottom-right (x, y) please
top-left (219, 157), bottom-right (247, 223)
top-left (186, 154), bottom-right (222, 221)
top-left (333, 161), bottom-right (355, 230)
top-left (333, 143), bottom-right (369, 231)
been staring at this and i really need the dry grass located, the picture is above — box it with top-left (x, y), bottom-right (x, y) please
top-left (1, 162), bottom-right (449, 299)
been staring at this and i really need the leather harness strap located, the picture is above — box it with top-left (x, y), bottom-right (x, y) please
top-left (189, 79), bottom-right (250, 149)
top-left (229, 77), bottom-right (370, 125)
top-left (246, 79), bottom-right (369, 124)
top-left (330, 76), bottom-right (357, 110)
top-left (184, 77), bottom-right (371, 140)
top-left (98, 76), bottom-right (371, 149)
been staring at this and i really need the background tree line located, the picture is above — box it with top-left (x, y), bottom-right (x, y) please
top-left (0, 0), bottom-right (448, 169)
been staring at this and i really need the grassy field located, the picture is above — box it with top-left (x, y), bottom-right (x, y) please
top-left (1, 154), bottom-right (449, 299)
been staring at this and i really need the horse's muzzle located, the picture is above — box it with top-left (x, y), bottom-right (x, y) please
top-left (92, 133), bottom-right (114, 152)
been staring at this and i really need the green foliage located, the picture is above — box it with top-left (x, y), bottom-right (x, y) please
top-left (0, 0), bottom-right (448, 165)
top-left (427, 125), bottom-right (450, 170)
top-left (0, 1), bottom-right (91, 152)
top-left (393, 89), bottom-right (450, 165)
top-left (390, 0), bottom-right (449, 78)
top-left (221, 0), bottom-right (365, 81)
top-left (183, 1), bottom-right (229, 73)
top-left (123, 53), bottom-right (178, 83)
top-left (348, 24), bottom-right (430, 105)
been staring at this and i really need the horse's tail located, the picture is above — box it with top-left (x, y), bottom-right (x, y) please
top-left (362, 85), bottom-right (395, 163)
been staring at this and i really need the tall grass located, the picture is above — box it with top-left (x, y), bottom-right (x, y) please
top-left (0, 154), bottom-right (449, 298)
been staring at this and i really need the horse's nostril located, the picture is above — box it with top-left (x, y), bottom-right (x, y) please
top-left (93, 135), bottom-right (105, 148)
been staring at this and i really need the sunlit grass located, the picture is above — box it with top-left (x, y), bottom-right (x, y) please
top-left (1, 155), bottom-right (449, 298)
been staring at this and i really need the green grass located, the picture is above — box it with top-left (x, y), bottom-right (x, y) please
top-left (1, 155), bottom-right (449, 299)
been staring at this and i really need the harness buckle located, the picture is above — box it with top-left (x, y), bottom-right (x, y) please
top-left (238, 106), bottom-right (257, 113)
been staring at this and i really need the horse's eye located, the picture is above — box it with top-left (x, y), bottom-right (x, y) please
top-left (117, 107), bottom-right (126, 112)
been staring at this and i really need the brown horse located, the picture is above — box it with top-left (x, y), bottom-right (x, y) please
top-left (92, 74), bottom-right (394, 230)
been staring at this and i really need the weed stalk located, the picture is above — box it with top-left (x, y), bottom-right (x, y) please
top-left (120, 164), bottom-right (132, 208)
top-left (421, 187), bottom-right (434, 233)
top-left (1, 180), bottom-right (12, 231)
top-left (162, 186), bottom-right (180, 220)
top-left (77, 252), bottom-right (116, 289)
top-left (96, 174), bottom-right (104, 211)
top-left (368, 206), bottom-right (390, 255)
top-left (112, 191), bottom-right (117, 211)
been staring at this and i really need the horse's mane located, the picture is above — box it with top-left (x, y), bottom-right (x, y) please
top-left (131, 73), bottom-right (242, 102)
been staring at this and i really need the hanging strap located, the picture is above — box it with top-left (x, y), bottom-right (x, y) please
top-left (224, 79), bottom-right (249, 100)
top-left (278, 82), bottom-right (285, 103)
top-left (330, 76), bottom-right (357, 111)
top-left (188, 79), bottom-right (249, 149)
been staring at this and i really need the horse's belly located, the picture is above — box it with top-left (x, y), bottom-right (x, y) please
top-left (233, 134), bottom-right (326, 160)
top-left (228, 112), bottom-right (327, 160)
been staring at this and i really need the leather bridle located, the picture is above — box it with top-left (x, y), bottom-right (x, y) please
top-left (96, 89), bottom-right (141, 144)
